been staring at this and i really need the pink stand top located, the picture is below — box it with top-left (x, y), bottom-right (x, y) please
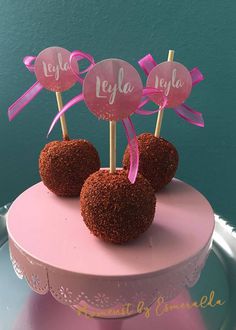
top-left (7, 179), bottom-right (215, 316)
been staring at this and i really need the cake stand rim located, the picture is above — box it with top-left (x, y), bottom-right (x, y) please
top-left (8, 234), bottom-right (212, 280)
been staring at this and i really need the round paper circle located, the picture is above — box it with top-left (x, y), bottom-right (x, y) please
top-left (147, 61), bottom-right (192, 108)
top-left (34, 47), bottom-right (79, 92)
top-left (83, 59), bottom-right (143, 121)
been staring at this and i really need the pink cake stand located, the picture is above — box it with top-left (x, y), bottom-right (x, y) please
top-left (7, 178), bottom-right (215, 329)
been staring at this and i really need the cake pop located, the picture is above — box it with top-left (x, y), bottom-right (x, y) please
top-left (79, 58), bottom-right (156, 243)
top-left (80, 169), bottom-right (156, 244)
top-left (8, 47), bottom-right (100, 197)
top-left (123, 133), bottom-right (178, 192)
top-left (129, 50), bottom-right (204, 192)
top-left (39, 139), bottom-right (100, 197)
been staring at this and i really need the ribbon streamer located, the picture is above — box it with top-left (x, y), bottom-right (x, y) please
top-left (174, 103), bottom-right (204, 127)
top-left (47, 93), bottom-right (84, 137)
top-left (8, 81), bottom-right (44, 121)
top-left (8, 56), bottom-right (43, 121)
top-left (138, 54), bottom-right (205, 127)
top-left (122, 117), bottom-right (139, 183)
top-left (8, 51), bottom-right (94, 121)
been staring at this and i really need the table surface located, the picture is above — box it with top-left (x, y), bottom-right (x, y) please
top-left (7, 179), bottom-right (214, 277)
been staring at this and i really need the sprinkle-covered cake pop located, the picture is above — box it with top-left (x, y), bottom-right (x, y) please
top-left (80, 169), bottom-right (155, 244)
top-left (123, 51), bottom-right (204, 192)
top-left (79, 58), bottom-right (156, 243)
top-left (39, 139), bottom-right (100, 197)
top-left (123, 133), bottom-right (178, 192)
top-left (33, 47), bottom-right (101, 196)
top-left (8, 46), bottom-right (101, 197)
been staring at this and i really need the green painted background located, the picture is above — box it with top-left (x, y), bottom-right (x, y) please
top-left (0, 1), bottom-right (235, 223)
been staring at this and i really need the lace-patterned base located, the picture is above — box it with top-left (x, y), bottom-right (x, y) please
top-left (9, 238), bottom-right (211, 318)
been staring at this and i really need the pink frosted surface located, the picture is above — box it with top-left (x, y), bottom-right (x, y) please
top-left (7, 179), bottom-right (214, 277)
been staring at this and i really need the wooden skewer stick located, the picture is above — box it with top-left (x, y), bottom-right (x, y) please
top-left (55, 92), bottom-right (69, 140)
top-left (109, 120), bottom-right (116, 173)
top-left (154, 49), bottom-right (175, 138)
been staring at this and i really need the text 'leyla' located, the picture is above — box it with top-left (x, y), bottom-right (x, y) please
top-left (42, 52), bottom-right (70, 81)
top-left (95, 67), bottom-right (134, 105)
top-left (155, 68), bottom-right (184, 96)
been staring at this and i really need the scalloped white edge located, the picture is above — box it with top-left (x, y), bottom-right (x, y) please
top-left (214, 214), bottom-right (236, 238)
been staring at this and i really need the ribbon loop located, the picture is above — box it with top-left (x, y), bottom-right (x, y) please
top-left (138, 54), bottom-right (157, 76)
top-left (23, 56), bottom-right (37, 73)
top-left (70, 50), bottom-right (95, 84)
top-left (190, 67), bottom-right (204, 86)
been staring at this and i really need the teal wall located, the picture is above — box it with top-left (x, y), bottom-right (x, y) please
top-left (0, 1), bottom-right (235, 223)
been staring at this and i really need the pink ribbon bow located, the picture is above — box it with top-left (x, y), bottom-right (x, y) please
top-left (138, 54), bottom-right (205, 127)
top-left (8, 51), bottom-right (94, 121)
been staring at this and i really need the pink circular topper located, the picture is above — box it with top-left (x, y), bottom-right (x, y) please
top-left (83, 59), bottom-right (143, 121)
top-left (34, 47), bottom-right (79, 92)
top-left (147, 61), bottom-right (192, 108)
